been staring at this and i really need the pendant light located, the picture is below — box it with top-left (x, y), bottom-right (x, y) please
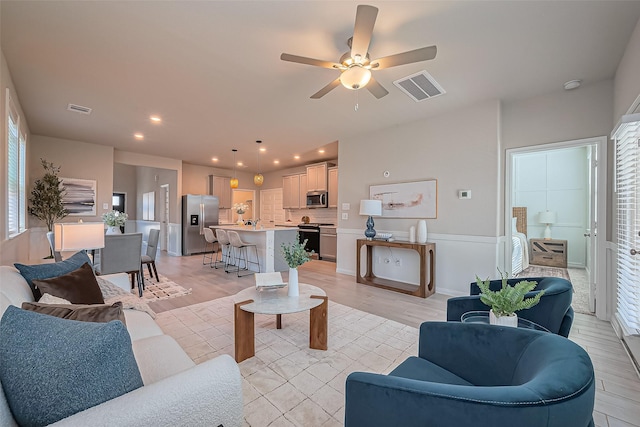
top-left (254, 140), bottom-right (264, 186)
top-left (230, 149), bottom-right (239, 189)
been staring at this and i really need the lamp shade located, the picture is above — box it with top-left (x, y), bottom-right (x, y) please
top-left (360, 199), bottom-right (382, 217)
top-left (54, 222), bottom-right (105, 252)
top-left (341, 66), bottom-right (372, 90)
top-left (538, 211), bottom-right (557, 224)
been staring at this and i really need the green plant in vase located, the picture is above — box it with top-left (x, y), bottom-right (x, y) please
top-left (281, 235), bottom-right (314, 297)
top-left (28, 159), bottom-right (68, 258)
top-left (102, 210), bottom-right (128, 234)
top-left (476, 269), bottom-right (545, 327)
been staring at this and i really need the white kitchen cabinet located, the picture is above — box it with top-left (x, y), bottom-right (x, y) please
top-left (306, 162), bottom-right (328, 192)
top-left (208, 175), bottom-right (232, 209)
top-left (328, 167), bottom-right (338, 208)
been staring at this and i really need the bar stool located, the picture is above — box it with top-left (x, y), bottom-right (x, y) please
top-left (202, 227), bottom-right (218, 266)
top-left (214, 229), bottom-right (232, 270)
top-left (226, 230), bottom-right (260, 277)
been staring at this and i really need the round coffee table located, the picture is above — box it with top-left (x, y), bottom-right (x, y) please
top-left (233, 283), bottom-right (328, 362)
top-left (461, 310), bottom-right (550, 332)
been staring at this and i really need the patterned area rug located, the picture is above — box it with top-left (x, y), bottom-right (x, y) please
top-left (156, 297), bottom-right (418, 426)
top-left (515, 265), bottom-right (570, 280)
top-left (514, 265), bottom-right (592, 315)
top-left (141, 273), bottom-right (192, 301)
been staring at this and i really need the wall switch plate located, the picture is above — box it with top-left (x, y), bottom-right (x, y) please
top-left (103, 203), bottom-right (109, 210)
top-left (342, 203), bottom-right (350, 210)
top-left (342, 212), bottom-right (348, 220)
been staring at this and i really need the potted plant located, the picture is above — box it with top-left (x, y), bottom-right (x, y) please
top-left (102, 210), bottom-right (128, 234)
top-left (476, 270), bottom-right (545, 327)
top-left (28, 159), bottom-right (68, 258)
top-left (281, 236), bottom-right (314, 296)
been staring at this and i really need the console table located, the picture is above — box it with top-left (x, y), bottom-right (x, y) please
top-left (356, 239), bottom-right (436, 298)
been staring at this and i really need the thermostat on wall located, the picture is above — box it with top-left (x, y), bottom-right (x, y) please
top-left (458, 190), bottom-right (472, 199)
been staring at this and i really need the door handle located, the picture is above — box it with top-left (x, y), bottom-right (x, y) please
top-left (631, 249), bottom-right (638, 256)
top-left (583, 233), bottom-right (591, 237)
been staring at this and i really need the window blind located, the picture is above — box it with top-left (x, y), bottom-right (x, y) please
top-left (615, 117), bottom-right (640, 334)
top-left (6, 90), bottom-right (26, 237)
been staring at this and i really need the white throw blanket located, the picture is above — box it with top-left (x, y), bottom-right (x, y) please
top-left (96, 276), bottom-right (157, 319)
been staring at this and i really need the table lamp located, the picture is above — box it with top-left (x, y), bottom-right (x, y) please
top-left (359, 199), bottom-right (382, 240)
top-left (54, 222), bottom-right (105, 262)
top-left (538, 211), bottom-right (557, 240)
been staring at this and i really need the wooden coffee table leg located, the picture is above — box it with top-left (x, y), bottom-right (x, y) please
top-left (234, 300), bottom-right (255, 363)
top-left (276, 314), bottom-right (282, 329)
top-left (310, 295), bottom-right (328, 350)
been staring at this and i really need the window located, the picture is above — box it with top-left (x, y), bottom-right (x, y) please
top-left (614, 113), bottom-right (640, 334)
top-left (6, 90), bottom-right (27, 237)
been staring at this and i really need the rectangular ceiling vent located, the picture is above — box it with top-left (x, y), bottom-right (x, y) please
top-left (67, 103), bottom-right (92, 115)
top-left (393, 71), bottom-right (445, 102)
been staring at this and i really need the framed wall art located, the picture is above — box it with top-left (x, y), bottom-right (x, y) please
top-left (60, 178), bottom-right (97, 216)
top-left (370, 179), bottom-right (437, 218)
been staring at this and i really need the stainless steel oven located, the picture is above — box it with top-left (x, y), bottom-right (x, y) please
top-left (298, 224), bottom-right (320, 258)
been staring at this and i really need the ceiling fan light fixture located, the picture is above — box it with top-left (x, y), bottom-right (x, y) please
top-left (340, 65), bottom-right (371, 90)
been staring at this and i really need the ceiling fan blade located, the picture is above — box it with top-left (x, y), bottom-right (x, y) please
top-left (370, 45), bottom-right (437, 69)
top-left (350, 5), bottom-right (378, 61)
top-left (280, 53), bottom-right (341, 69)
top-left (310, 78), bottom-right (342, 99)
top-left (366, 77), bottom-right (389, 99)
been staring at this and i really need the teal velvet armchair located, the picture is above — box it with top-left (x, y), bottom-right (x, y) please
top-left (446, 276), bottom-right (574, 336)
top-left (345, 322), bottom-right (595, 427)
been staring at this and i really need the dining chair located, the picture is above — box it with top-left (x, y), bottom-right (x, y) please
top-left (96, 233), bottom-right (144, 296)
top-left (142, 229), bottom-right (160, 282)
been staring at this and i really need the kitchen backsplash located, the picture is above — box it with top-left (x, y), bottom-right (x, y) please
top-left (285, 208), bottom-right (337, 225)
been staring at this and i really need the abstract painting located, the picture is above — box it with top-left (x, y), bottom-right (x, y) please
top-left (370, 179), bottom-right (437, 218)
top-left (60, 178), bottom-right (96, 216)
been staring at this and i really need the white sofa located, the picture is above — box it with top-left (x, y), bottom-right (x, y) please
top-left (0, 265), bottom-right (243, 427)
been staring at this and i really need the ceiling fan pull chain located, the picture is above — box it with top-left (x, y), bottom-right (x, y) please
top-left (354, 90), bottom-right (359, 112)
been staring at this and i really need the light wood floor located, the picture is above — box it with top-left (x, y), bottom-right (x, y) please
top-left (149, 252), bottom-right (640, 427)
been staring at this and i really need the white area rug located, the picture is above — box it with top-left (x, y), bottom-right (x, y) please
top-left (156, 297), bottom-right (418, 427)
top-left (141, 273), bottom-right (192, 302)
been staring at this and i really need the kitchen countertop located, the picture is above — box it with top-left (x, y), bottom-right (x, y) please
top-left (211, 225), bottom-right (299, 232)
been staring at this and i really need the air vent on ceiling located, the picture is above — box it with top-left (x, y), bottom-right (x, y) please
top-left (393, 71), bottom-right (445, 102)
top-left (67, 103), bottom-right (92, 115)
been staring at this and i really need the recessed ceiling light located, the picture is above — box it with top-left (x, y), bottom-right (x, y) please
top-left (260, 147), bottom-right (267, 152)
top-left (318, 149), bottom-right (325, 154)
top-left (563, 79), bottom-right (581, 90)
top-left (211, 157), bottom-right (218, 162)
top-left (294, 155), bottom-right (300, 160)
top-left (274, 160), bottom-right (280, 164)
top-left (237, 162), bottom-right (243, 167)
top-left (134, 133), bottom-right (144, 140)
top-left (150, 116), bottom-right (162, 123)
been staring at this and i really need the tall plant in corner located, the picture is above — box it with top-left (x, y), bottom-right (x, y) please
top-left (28, 158), bottom-right (68, 233)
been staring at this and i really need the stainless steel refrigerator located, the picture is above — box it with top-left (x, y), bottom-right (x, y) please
top-left (182, 194), bottom-right (219, 255)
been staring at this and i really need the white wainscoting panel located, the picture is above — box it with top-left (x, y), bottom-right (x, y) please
top-left (337, 228), bottom-right (501, 296)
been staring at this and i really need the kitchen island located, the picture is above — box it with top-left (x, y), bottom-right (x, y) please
top-left (210, 225), bottom-right (299, 273)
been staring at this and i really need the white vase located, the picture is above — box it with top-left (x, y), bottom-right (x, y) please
top-left (409, 226), bottom-right (416, 243)
top-left (237, 213), bottom-right (244, 225)
top-left (417, 220), bottom-right (427, 243)
top-left (489, 310), bottom-right (518, 327)
top-left (288, 267), bottom-right (299, 297)
top-left (106, 226), bottom-right (122, 235)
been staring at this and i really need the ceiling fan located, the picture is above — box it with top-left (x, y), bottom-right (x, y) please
top-left (281, 4), bottom-right (437, 99)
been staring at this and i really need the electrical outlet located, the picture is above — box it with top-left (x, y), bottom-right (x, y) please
top-left (342, 203), bottom-right (350, 210)
top-left (102, 203), bottom-right (109, 210)
top-left (342, 212), bottom-right (348, 220)
top-left (395, 259), bottom-right (402, 267)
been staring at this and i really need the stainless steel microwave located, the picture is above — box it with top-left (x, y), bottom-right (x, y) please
top-left (306, 191), bottom-right (328, 208)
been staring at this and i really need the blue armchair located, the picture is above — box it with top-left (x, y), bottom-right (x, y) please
top-left (345, 322), bottom-right (595, 427)
top-left (446, 276), bottom-right (574, 336)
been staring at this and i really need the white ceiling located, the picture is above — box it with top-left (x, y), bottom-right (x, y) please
top-left (2, 1), bottom-right (640, 173)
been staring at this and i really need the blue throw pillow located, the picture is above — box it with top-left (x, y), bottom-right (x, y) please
top-left (14, 251), bottom-right (92, 300)
top-left (0, 306), bottom-right (143, 426)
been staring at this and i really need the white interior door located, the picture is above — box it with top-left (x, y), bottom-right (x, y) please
top-left (160, 184), bottom-right (169, 251)
top-left (585, 146), bottom-right (597, 312)
top-left (260, 188), bottom-right (284, 225)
